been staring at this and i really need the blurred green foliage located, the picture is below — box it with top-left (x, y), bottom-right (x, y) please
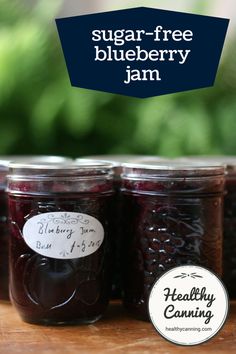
top-left (0, 0), bottom-right (236, 158)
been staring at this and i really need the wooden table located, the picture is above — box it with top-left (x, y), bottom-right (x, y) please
top-left (0, 301), bottom-right (235, 354)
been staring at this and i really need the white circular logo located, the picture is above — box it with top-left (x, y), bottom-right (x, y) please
top-left (148, 265), bottom-right (229, 346)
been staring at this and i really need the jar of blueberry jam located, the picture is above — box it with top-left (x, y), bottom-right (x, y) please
top-left (121, 161), bottom-right (225, 320)
top-left (7, 161), bottom-right (114, 325)
top-left (0, 156), bottom-right (71, 302)
top-left (178, 156), bottom-right (236, 298)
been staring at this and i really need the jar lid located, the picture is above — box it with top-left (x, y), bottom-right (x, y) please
top-left (0, 155), bottom-right (71, 169)
top-left (177, 156), bottom-right (236, 173)
top-left (122, 160), bottom-right (225, 178)
top-left (0, 160), bottom-right (10, 171)
top-left (8, 160), bottom-right (114, 178)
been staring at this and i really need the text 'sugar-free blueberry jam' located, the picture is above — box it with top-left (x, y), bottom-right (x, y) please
top-left (121, 161), bottom-right (225, 320)
top-left (7, 160), bottom-right (114, 325)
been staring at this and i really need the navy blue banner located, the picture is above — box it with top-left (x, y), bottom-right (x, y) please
top-left (56, 7), bottom-right (229, 98)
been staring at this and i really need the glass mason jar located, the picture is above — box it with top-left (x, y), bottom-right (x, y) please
top-left (7, 161), bottom-right (114, 325)
top-left (121, 161), bottom-right (225, 320)
top-left (177, 156), bottom-right (236, 299)
top-left (0, 156), bottom-right (70, 302)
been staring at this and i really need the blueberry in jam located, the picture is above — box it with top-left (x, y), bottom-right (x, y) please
top-left (8, 161), bottom-right (114, 325)
top-left (121, 161), bottom-right (225, 320)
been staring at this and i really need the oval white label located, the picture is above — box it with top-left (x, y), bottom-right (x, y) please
top-left (22, 212), bottom-right (104, 259)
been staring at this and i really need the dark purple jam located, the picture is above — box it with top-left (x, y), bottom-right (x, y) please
top-left (175, 156), bottom-right (236, 299)
top-left (110, 178), bottom-right (123, 298)
top-left (121, 163), bottom-right (225, 320)
top-left (223, 176), bottom-right (236, 298)
top-left (8, 162), bottom-right (114, 325)
top-left (0, 189), bottom-right (9, 300)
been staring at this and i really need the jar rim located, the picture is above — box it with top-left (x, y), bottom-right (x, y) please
top-left (0, 155), bottom-right (71, 169)
top-left (177, 156), bottom-right (236, 171)
top-left (122, 160), bottom-right (225, 178)
top-left (8, 160), bottom-right (114, 177)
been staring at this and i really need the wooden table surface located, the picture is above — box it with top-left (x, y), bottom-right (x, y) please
top-left (0, 300), bottom-right (235, 354)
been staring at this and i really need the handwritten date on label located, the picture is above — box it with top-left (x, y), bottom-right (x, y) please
top-left (22, 212), bottom-right (104, 259)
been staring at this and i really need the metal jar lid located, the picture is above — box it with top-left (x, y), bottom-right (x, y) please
top-left (122, 159), bottom-right (225, 179)
top-left (177, 156), bottom-right (236, 175)
top-left (8, 160), bottom-right (114, 178)
top-left (0, 155), bottom-right (72, 170)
